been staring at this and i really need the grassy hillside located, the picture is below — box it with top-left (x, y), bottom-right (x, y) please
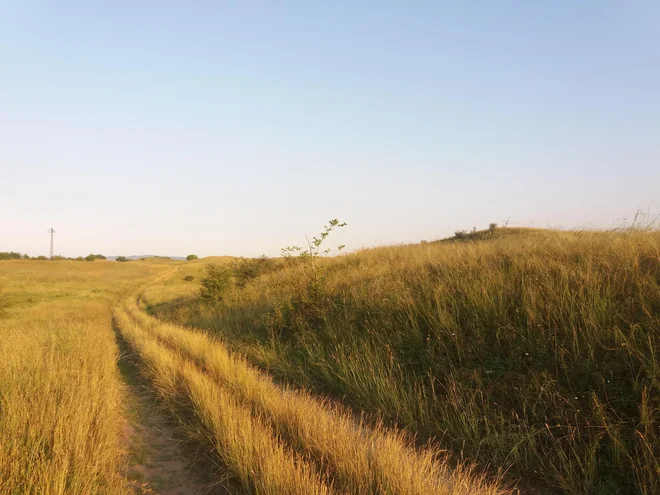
top-left (0, 260), bottom-right (171, 494)
top-left (148, 228), bottom-right (660, 494)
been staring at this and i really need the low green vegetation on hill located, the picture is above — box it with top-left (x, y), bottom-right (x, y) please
top-left (0, 252), bottom-right (28, 260)
top-left (148, 227), bottom-right (660, 494)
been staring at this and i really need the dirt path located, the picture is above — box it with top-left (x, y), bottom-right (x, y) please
top-left (122, 387), bottom-right (210, 494)
top-left (115, 328), bottom-right (218, 495)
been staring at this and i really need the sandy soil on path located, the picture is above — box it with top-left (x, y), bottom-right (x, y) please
top-left (123, 386), bottom-right (212, 495)
top-left (115, 327), bottom-right (228, 495)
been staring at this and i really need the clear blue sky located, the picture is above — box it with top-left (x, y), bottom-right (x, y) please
top-left (1, 1), bottom-right (659, 257)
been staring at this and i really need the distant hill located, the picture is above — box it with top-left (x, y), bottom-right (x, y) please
top-left (106, 255), bottom-right (186, 261)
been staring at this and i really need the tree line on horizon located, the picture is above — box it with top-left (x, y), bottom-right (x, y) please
top-left (0, 252), bottom-right (108, 262)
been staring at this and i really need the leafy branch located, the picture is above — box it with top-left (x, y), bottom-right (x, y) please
top-left (281, 219), bottom-right (347, 283)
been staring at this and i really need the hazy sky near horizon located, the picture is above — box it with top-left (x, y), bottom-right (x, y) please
top-left (1, 2), bottom-right (659, 257)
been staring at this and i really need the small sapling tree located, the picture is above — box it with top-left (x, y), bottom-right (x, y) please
top-left (281, 219), bottom-right (347, 284)
top-left (269, 219), bottom-right (348, 340)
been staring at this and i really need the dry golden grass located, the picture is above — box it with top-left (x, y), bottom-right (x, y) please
top-left (115, 304), bottom-right (334, 494)
top-left (6, 226), bottom-right (657, 494)
top-left (150, 228), bottom-right (660, 494)
top-left (0, 259), bottom-right (169, 495)
top-left (116, 294), bottom-right (509, 494)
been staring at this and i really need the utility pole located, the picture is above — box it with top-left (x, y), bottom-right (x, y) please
top-left (47, 228), bottom-right (56, 259)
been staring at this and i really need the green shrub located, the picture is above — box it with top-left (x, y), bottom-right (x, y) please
top-left (84, 254), bottom-right (106, 262)
top-left (199, 264), bottom-right (232, 301)
top-left (115, 256), bottom-right (129, 262)
top-left (183, 275), bottom-right (194, 282)
top-left (452, 224), bottom-right (502, 242)
top-left (186, 254), bottom-right (199, 261)
top-left (230, 255), bottom-right (277, 288)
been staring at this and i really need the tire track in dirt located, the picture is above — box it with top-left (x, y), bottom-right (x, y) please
top-left (115, 326), bottom-right (222, 495)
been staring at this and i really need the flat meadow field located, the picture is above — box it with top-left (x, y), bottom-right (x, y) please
top-left (0, 259), bottom-right (174, 494)
top-left (1, 228), bottom-right (658, 494)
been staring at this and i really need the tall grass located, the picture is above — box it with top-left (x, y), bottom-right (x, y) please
top-left (121, 298), bottom-right (506, 494)
top-left (151, 228), bottom-right (660, 494)
top-left (115, 306), bottom-right (333, 494)
top-left (0, 260), bottom-right (161, 494)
